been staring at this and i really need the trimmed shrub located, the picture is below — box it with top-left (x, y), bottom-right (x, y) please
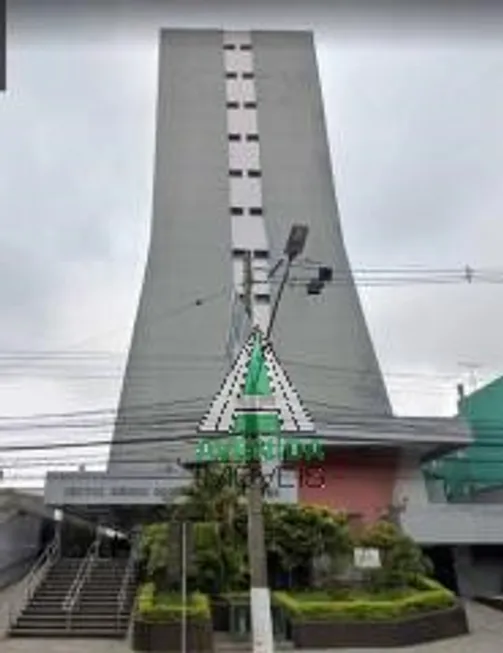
top-left (357, 520), bottom-right (433, 591)
top-left (136, 583), bottom-right (211, 622)
top-left (274, 577), bottom-right (455, 622)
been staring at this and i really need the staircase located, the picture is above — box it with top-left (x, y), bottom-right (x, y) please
top-left (9, 556), bottom-right (137, 638)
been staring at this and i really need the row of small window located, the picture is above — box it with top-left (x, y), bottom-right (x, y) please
top-left (233, 248), bottom-right (269, 259)
top-left (225, 72), bottom-right (255, 80)
top-left (229, 169), bottom-right (261, 178)
top-left (224, 43), bottom-right (252, 51)
top-left (239, 292), bottom-right (271, 304)
top-left (230, 207), bottom-right (263, 216)
top-left (226, 101), bottom-right (257, 109)
top-left (228, 133), bottom-right (259, 142)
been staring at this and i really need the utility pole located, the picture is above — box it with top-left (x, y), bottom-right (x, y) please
top-left (243, 250), bottom-right (253, 321)
top-left (240, 226), bottom-right (309, 653)
top-left (241, 249), bottom-right (274, 653)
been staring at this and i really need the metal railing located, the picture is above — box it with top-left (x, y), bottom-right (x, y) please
top-left (116, 535), bottom-right (139, 633)
top-left (62, 533), bottom-right (101, 630)
top-left (8, 531), bottom-right (61, 628)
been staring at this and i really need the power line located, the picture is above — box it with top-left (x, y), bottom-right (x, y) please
top-left (0, 396), bottom-right (212, 422)
top-left (31, 283), bottom-right (232, 354)
top-left (3, 421), bottom-right (503, 455)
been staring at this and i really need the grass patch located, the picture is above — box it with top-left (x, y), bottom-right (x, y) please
top-left (136, 583), bottom-right (211, 622)
top-left (274, 577), bottom-right (456, 622)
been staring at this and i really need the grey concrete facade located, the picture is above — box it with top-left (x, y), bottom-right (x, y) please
top-left (0, 491), bottom-right (51, 590)
top-left (108, 30), bottom-right (232, 471)
top-left (0, 512), bottom-right (41, 589)
top-left (108, 29), bottom-right (391, 473)
top-left (252, 31), bottom-right (391, 418)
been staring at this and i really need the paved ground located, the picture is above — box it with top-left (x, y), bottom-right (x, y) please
top-left (0, 601), bottom-right (502, 652)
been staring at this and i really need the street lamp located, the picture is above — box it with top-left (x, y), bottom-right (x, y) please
top-left (284, 224), bottom-right (309, 262)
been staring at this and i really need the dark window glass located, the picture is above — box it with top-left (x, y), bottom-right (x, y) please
top-left (227, 101), bottom-right (239, 109)
top-left (246, 134), bottom-right (259, 142)
top-left (248, 170), bottom-right (262, 178)
top-left (228, 134), bottom-right (241, 141)
top-left (226, 72), bottom-right (238, 79)
top-left (254, 250), bottom-right (269, 259)
top-left (230, 207), bottom-right (244, 216)
top-left (255, 293), bottom-right (271, 303)
top-left (242, 72), bottom-right (254, 79)
top-left (232, 248), bottom-right (247, 257)
top-left (229, 169), bottom-right (243, 177)
top-left (240, 44), bottom-right (252, 51)
top-left (249, 207), bottom-right (263, 216)
top-left (244, 101), bottom-right (257, 109)
top-left (224, 44), bottom-right (236, 50)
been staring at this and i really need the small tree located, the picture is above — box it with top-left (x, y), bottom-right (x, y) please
top-left (263, 504), bottom-right (352, 589)
top-left (358, 520), bottom-right (432, 591)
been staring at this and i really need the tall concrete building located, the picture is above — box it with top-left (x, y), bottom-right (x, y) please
top-left (108, 28), bottom-right (391, 473)
top-left (45, 29), bottom-right (503, 601)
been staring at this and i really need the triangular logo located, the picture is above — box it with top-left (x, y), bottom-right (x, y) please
top-left (198, 327), bottom-right (315, 435)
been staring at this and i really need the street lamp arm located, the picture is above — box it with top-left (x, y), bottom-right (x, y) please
top-left (266, 258), bottom-right (291, 341)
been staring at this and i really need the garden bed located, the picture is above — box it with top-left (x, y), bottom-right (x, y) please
top-left (274, 578), bottom-right (469, 648)
top-left (132, 584), bottom-right (214, 652)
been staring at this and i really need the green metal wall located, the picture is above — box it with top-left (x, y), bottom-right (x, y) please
top-left (424, 376), bottom-right (503, 501)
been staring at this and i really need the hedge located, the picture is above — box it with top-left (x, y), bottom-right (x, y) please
top-left (274, 577), bottom-right (456, 622)
top-left (136, 583), bottom-right (211, 622)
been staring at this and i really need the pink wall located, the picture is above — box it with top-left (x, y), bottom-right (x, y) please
top-left (297, 449), bottom-right (399, 523)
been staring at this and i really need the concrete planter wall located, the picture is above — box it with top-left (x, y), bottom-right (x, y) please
top-left (290, 604), bottom-right (469, 649)
top-left (132, 618), bottom-right (214, 652)
top-left (476, 596), bottom-right (503, 612)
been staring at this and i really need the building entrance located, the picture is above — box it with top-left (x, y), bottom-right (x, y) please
top-left (423, 546), bottom-right (459, 594)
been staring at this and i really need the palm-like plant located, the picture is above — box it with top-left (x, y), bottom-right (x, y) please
top-left (174, 463), bottom-right (248, 593)
top-left (174, 463), bottom-right (244, 524)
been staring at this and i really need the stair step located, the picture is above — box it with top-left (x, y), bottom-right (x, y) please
top-left (10, 628), bottom-right (127, 638)
top-left (17, 612), bottom-right (129, 625)
top-left (78, 591), bottom-right (125, 597)
top-left (33, 593), bottom-right (70, 599)
top-left (21, 600), bottom-right (135, 610)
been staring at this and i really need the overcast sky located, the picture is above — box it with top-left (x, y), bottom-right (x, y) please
top-left (1, 2), bottom-right (503, 485)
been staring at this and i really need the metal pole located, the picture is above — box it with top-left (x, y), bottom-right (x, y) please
top-left (181, 521), bottom-right (187, 653)
top-left (242, 251), bottom-right (292, 653)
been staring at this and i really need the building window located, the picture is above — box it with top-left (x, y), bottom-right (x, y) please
top-left (242, 72), bottom-right (255, 79)
top-left (226, 72), bottom-right (238, 79)
top-left (228, 133), bottom-right (241, 141)
top-left (224, 44), bottom-right (236, 50)
top-left (246, 134), bottom-right (259, 142)
top-left (230, 207), bottom-right (244, 215)
top-left (255, 293), bottom-right (271, 303)
top-left (232, 248), bottom-right (247, 257)
top-left (244, 101), bottom-right (257, 109)
top-left (240, 44), bottom-right (252, 51)
top-left (248, 170), bottom-right (262, 178)
top-left (254, 250), bottom-right (269, 259)
top-left (249, 207), bottom-right (263, 216)
top-left (229, 169), bottom-right (243, 177)
top-left (227, 101), bottom-right (239, 109)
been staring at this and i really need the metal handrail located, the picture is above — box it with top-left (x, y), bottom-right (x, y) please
top-left (116, 535), bottom-right (138, 631)
top-left (8, 531), bottom-right (61, 627)
top-left (62, 533), bottom-right (101, 629)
